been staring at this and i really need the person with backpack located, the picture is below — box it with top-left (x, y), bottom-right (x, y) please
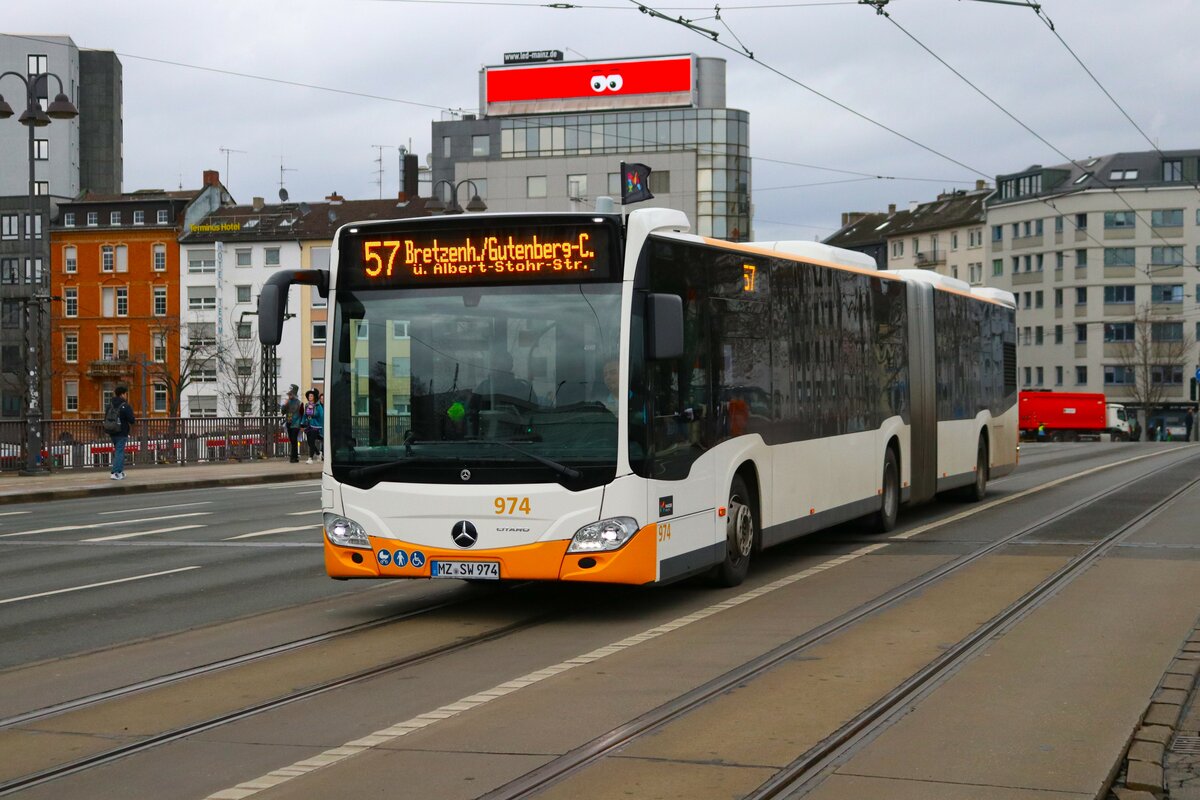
top-left (281, 384), bottom-right (304, 463)
top-left (105, 385), bottom-right (136, 480)
top-left (302, 388), bottom-right (324, 464)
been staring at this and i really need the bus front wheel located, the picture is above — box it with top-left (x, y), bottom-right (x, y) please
top-left (712, 476), bottom-right (754, 587)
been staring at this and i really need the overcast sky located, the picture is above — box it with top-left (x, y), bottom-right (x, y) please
top-left (7, 0), bottom-right (1199, 241)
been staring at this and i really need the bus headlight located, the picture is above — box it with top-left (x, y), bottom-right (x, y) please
top-left (323, 513), bottom-right (370, 549)
top-left (567, 517), bottom-right (639, 553)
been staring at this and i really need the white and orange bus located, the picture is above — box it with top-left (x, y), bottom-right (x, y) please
top-left (259, 208), bottom-right (1017, 587)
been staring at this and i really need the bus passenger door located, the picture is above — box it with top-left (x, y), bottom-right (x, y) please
top-left (906, 280), bottom-right (937, 503)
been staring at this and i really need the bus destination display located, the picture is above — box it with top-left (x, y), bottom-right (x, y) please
top-left (343, 223), bottom-right (615, 288)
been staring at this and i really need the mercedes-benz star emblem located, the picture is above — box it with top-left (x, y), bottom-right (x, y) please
top-left (460, 469), bottom-right (471, 482)
top-left (452, 520), bottom-right (478, 548)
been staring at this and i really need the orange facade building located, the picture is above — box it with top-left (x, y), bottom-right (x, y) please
top-left (49, 172), bottom-right (229, 417)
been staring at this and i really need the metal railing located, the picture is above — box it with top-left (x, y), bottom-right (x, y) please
top-left (0, 416), bottom-right (315, 472)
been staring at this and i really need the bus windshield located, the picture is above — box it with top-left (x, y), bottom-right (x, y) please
top-left (328, 282), bottom-right (623, 489)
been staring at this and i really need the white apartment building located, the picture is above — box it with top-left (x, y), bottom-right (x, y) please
top-left (883, 185), bottom-right (990, 285)
top-left (986, 151), bottom-right (1200, 419)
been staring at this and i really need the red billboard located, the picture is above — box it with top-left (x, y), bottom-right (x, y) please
top-left (485, 56), bottom-right (693, 112)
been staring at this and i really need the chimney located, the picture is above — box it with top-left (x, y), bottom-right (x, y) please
top-left (888, 203), bottom-right (896, 215)
top-left (252, 196), bottom-right (264, 211)
top-left (202, 169), bottom-right (220, 187)
top-left (326, 191), bottom-right (344, 205)
top-left (908, 200), bottom-right (918, 211)
top-left (399, 154), bottom-right (419, 201)
top-left (976, 179), bottom-right (986, 191)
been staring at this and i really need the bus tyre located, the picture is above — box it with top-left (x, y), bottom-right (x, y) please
top-left (873, 448), bottom-right (900, 533)
top-left (959, 436), bottom-right (988, 502)
top-left (712, 476), bottom-right (754, 587)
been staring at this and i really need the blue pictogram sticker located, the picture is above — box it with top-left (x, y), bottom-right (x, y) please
top-left (393, 550), bottom-right (408, 567)
top-left (410, 550), bottom-right (426, 569)
top-left (377, 549), bottom-right (392, 566)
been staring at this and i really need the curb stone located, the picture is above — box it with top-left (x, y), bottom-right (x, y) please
top-left (0, 469), bottom-right (319, 505)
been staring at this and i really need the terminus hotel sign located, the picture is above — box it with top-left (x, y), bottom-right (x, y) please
top-left (189, 221), bottom-right (242, 233)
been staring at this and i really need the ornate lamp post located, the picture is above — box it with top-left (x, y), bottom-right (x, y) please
top-left (426, 179), bottom-right (487, 214)
top-left (0, 70), bottom-right (78, 474)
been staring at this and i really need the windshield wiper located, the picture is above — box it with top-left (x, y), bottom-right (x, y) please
top-left (483, 440), bottom-right (581, 479)
top-left (343, 439), bottom-right (580, 481)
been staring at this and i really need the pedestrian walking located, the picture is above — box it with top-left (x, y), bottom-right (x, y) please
top-left (281, 384), bottom-right (304, 463)
top-left (1186, 408), bottom-right (1194, 442)
top-left (303, 388), bottom-right (324, 464)
top-left (104, 385), bottom-right (136, 480)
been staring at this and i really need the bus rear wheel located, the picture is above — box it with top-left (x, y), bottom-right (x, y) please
top-left (959, 436), bottom-right (988, 502)
top-left (712, 476), bottom-right (754, 587)
top-left (873, 448), bottom-right (900, 533)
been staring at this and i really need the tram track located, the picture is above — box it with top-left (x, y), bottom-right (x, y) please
top-left (0, 585), bottom-right (556, 797)
top-left (483, 450), bottom-right (1200, 800)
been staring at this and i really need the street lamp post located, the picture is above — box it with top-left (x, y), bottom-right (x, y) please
top-left (0, 70), bottom-right (79, 474)
top-left (426, 179), bottom-right (487, 214)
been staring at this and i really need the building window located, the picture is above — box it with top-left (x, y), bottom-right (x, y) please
top-left (235, 358), bottom-right (254, 377)
top-left (950, 232), bottom-right (959, 250)
top-left (110, 211), bottom-right (121, 226)
top-left (0, 258), bottom-right (16, 285)
top-left (1055, 366), bottom-right (1063, 386)
top-left (153, 331), bottom-right (167, 362)
top-left (116, 244), bottom-right (128, 272)
top-left (236, 248), bottom-right (252, 267)
top-left (991, 259), bottom-right (1002, 277)
top-left (264, 247), bottom-right (281, 266)
top-left (1036, 366), bottom-right (1044, 385)
top-left (1151, 246), bottom-right (1183, 266)
top-left (567, 174), bottom-right (588, 200)
top-left (188, 249), bottom-right (216, 273)
top-left (1104, 322), bottom-right (1135, 342)
top-left (313, 323), bottom-right (327, 344)
top-left (968, 262), bottom-right (981, 284)
top-left (87, 211), bottom-right (98, 227)
top-left (64, 212), bottom-right (75, 227)
top-left (392, 320), bottom-right (409, 339)
top-left (237, 322), bottom-right (252, 340)
top-left (893, 241), bottom-right (905, 258)
top-left (1163, 160), bottom-right (1183, 181)
top-left (33, 138), bottom-right (48, 160)
top-left (1076, 249), bottom-right (1088, 268)
top-left (157, 209), bottom-right (170, 224)
top-left (442, 136), bottom-right (451, 158)
top-left (1054, 215), bottom-right (1063, 233)
top-left (472, 134), bottom-right (490, 156)
top-left (1076, 365), bottom-right (1088, 385)
top-left (991, 225), bottom-right (1002, 242)
top-left (64, 245), bottom-right (76, 273)
top-left (188, 286), bottom-right (217, 310)
top-left (236, 285), bottom-right (252, 304)
top-left (1035, 290), bottom-right (1044, 308)
top-left (1023, 367), bottom-right (1031, 386)
top-left (1055, 251), bottom-right (1064, 270)
top-left (356, 321), bottom-right (369, 340)
top-left (1104, 365), bottom-right (1135, 385)
top-left (0, 300), bottom-right (19, 329)
top-left (153, 286), bottom-right (167, 316)
top-left (527, 176), bottom-right (547, 198)
top-left (1075, 287), bottom-right (1087, 306)
top-left (1151, 209), bottom-right (1183, 227)
top-left (28, 54), bottom-right (47, 76)
top-left (1, 214), bottom-right (18, 240)
top-left (1152, 322), bottom-right (1183, 342)
top-left (1152, 284), bottom-right (1184, 304)
top-left (1103, 247), bottom-right (1135, 267)
top-left (102, 287), bottom-right (115, 317)
top-left (1103, 211), bottom-right (1135, 229)
top-left (1075, 213), bottom-right (1087, 230)
top-left (1076, 323), bottom-right (1088, 343)
top-left (1035, 326), bottom-right (1044, 346)
top-left (1109, 169), bottom-right (1139, 181)
top-left (153, 243), bottom-right (166, 271)
top-left (312, 358), bottom-right (325, 381)
top-left (188, 395), bottom-right (218, 417)
top-left (65, 380), bottom-right (79, 412)
top-left (1054, 325), bottom-right (1063, 344)
top-left (1103, 285), bottom-right (1135, 304)
top-left (116, 287), bottom-right (128, 316)
top-left (190, 323), bottom-right (217, 347)
top-left (133, 210), bottom-right (145, 225)
top-left (64, 332), bottom-right (78, 363)
top-left (153, 383), bottom-right (167, 412)
top-left (64, 287), bottom-right (77, 317)
top-left (33, 181), bottom-right (48, 197)
top-left (1054, 288), bottom-right (1063, 308)
top-left (101, 245), bottom-right (114, 272)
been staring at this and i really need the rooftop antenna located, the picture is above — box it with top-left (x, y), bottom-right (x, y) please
top-left (278, 156), bottom-right (297, 200)
top-left (371, 145), bottom-right (395, 199)
top-left (219, 146), bottom-right (246, 192)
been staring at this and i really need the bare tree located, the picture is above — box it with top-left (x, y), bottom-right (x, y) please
top-left (143, 315), bottom-right (220, 418)
top-left (1113, 304), bottom-right (1195, 429)
top-left (218, 331), bottom-right (261, 416)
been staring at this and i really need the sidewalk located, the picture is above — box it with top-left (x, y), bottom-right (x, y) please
top-left (0, 459), bottom-right (322, 505)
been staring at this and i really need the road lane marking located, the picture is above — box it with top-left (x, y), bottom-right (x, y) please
top-left (891, 446), bottom-right (1193, 541)
top-left (204, 541), bottom-right (891, 800)
top-left (0, 511), bottom-right (32, 517)
top-left (286, 509), bottom-right (321, 516)
top-left (227, 482), bottom-right (320, 491)
top-left (0, 566), bottom-right (202, 606)
top-left (225, 525), bottom-right (319, 540)
top-left (296, 490), bottom-right (321, 495)
top-left (84, 525), bottom-right (208, 542)
top-left (0, 512), bottom-right (212, 538)
top-left (99, 502), bottom-right (212, 515)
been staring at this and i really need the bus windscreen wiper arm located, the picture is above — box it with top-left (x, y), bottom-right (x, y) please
top-left (485, 439), bottom-right (581, 479)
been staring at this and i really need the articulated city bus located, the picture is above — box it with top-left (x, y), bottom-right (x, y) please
top-left (259, 208), bottom-right (1017, 587)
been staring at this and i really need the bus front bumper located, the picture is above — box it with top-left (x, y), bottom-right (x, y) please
top-left (323, 524), bottom-right (658, 585)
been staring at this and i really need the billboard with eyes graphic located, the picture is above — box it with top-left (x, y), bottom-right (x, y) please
top-left (484, 55), bottom-right (694, 114)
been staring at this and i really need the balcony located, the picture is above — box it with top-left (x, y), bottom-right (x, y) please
top-left (88, 355), bottom-right (133, 379)
top-left (915, 250), bottom-right (946, 268)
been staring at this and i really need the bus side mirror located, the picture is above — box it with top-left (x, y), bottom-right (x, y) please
top-left (258, 269), bottom-right (329, 346)
top-left (646, 292), bottom-right (684, 361)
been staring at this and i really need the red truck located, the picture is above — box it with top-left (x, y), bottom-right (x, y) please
top-left (1019, 391), bottom-right (1132, 442)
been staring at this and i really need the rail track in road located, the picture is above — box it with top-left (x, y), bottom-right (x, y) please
top-left (484, 450), bottom-right (1200, 800)
top-left (0, 583), bottom-right (556, 797)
